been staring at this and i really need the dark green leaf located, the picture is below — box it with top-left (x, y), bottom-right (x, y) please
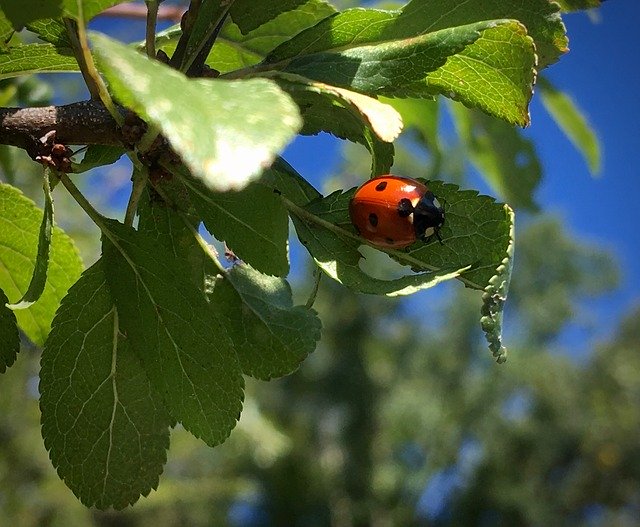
top-left (0, 183), bottom-right (83, 346)
top-left (0, 0), bottom-right (62, 30)
top-left (211, 264), bottom-right (321, 379)
top-left (91, 32), bottom-right (301, 192)
top-left (539, 76), bottom-right (601, 175)
top-left (72, 145), bottom-right (125, 173)
top-left (279, 20), bottom-right (496, 96)
top-left (451, 105), bottom-right (541, 210)
top-left (6, 170), bottom-right (54, 310)
top-left (100, 218), bottom-right (244, 447)
top-left (41, 260), bottom-right (171, 509)
top-left (229, 0), bottom-right (333, 35)
top-left (0, 43), bottom-right (77, 80)
top-left (0, 287), bottom-right (19, 373)
top-left (0, 10), bottom-right (14, 49)
top-left (180, 172), bottom-right (290, 277)
top-left (263, 156), bottom-right (322, 206)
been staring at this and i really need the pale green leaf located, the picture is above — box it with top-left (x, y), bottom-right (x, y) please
top-left (554, 0), bottom-right (601, 12)
top-left (91, 32), bottom-right (301, 192)
top-left (539, 76), bottom-right (601, 175)
top-left (101, 219), bottom-right (244, 447)
top-left (211, 264), bottom-right (321, 379)
top-left (0, 287), bottom-right (19, 373)
top-left (480, 206), bottom-right (515, 363)
top-left (6, 170), bottom-right (54, 310)
top-left (0, 183), bottom-right (83, 346)
top-left (179, 171), bottom-right (290, 277)
top-left (41, 260), bottom-right (171, 509)
top-left (0, 43), bottom-right (78, 80)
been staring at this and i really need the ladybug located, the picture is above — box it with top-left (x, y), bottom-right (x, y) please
top-left (349, 175), bottom-right (445, 248)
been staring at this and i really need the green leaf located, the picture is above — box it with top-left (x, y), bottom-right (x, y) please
top-left (0, 43), bottom-right (78, 80)
top-left (174, 0), bottom-right (229, 71)
top-left (229, 0), bottom-right (332, 35)
top-left (0, 10), bottom-right (14, 49)
top-left (6, 170), bottom-right (54, 310)
top-left (63, 0), bottom-right (131, 22)
top-left (0, 0), bottom-right (125, 29)
top-left (211, 264), bottom-right (321, 379)
top-left (26, 18), bottom-right (71, 47)
top-left (273, 75), bottom-right (398, 175)
top-left (263, 156), bottom-right (322, 206)
top-left (451, 104), bottom-right (541, 210)
top-left (398, 0), bottom-right (567, 69)
top-left (554, 0), bottom-right (601, 12)
top-left (259, 0), bottom-right (565, 123)
top-left (209, 0), bottom-right (336, 73)
top-left (480, 206), bottom-right (515, 363)
top-left (0, 183), bottom-right (83, 346)
top-left (100, 218), bottom-right (244, 447)
top-left (179, 171), bottom-right (290, 277)
top-left (91, 32), bottom-right (301, 192)
top-left (0, 287), bottom-right (19, 373)
top-left (278, 20), bottom-right (499, 96)
top-left (0, 0), bottom-right (63, 30)
top-left (421, 22), bottom-right (536, 126)
top-left (539, 76), bottom-right (601, 175)
top-left (40, 260), bottom-right (171, 509)
top-left (72, 145), bottom-right (125, 173)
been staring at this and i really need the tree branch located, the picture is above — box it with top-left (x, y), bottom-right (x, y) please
top-left (0, 100), bottom-right (122, 158)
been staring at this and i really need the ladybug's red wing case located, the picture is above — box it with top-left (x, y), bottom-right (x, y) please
top-left (348, 175), bottom-right (445, 249)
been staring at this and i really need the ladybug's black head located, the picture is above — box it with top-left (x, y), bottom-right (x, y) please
top-left (413, 191), bottom-right (445, 242)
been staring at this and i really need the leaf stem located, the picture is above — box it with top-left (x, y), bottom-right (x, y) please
top-left (305, 268), bottom-right (322, 308)
top-left (59, 173), bottom-right (108, 232)
top-left (124, 168), bottom-right (148, 227)
top-left (64, 17), bottom-right (124, 127)
top-left (179, 214), bottom-right (226, 274)
top-left (145, 0), bottom-right (159, 58)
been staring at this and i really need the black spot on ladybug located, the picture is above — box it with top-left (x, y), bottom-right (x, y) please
top-left (397, 198), bottom-right (413, 218)
top-left (375, 181), bottom-right (388, 191)
top-left (368, 212), bottom-right (378, 227)
top-left (385, 237), bottom-right (395, 245)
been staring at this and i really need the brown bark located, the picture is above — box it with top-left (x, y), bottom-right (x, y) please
top-left (0, 100), bottom-right (122, 158)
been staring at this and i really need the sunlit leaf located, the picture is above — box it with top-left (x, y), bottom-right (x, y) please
top-left (91, 32), bottom-right (301, 192)
top-left (0, 183), bottom-right (83, 345)
top-left (0, 43), bottom-right (77, 80)
top-left (7, 170), bottom-right (54, 310)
